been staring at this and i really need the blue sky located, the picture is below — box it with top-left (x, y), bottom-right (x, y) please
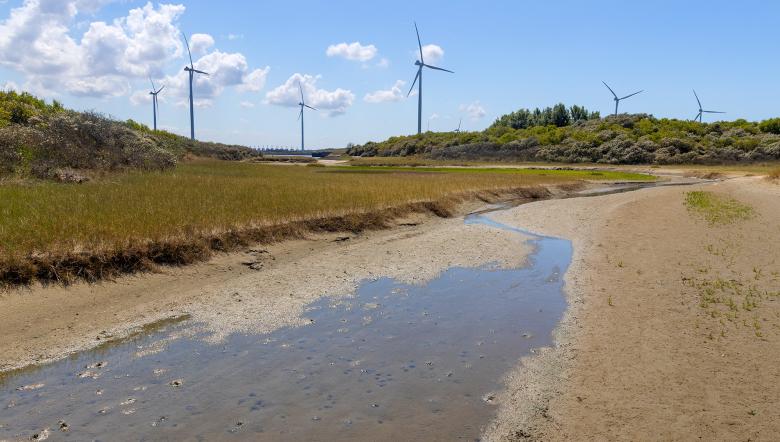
top-left (1, 0), bottom-right (778, 148)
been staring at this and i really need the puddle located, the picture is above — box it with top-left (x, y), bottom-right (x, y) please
top-left (0, 212), bottom-right (572, 441)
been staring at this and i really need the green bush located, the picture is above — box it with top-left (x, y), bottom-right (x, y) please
top-left (759, 118), bottom-right (780, 134)
top-left (347, 112), bottom-right (780, 165)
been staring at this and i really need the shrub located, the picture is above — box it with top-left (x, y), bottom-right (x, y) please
top-left (759, 118), bottom-right (780, 135)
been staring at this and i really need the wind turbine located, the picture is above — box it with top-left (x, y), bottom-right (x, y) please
top-left (454, 117), bottom-right (462, 133)
top-left (297, 82), bottom-right (317, 151)
top-left (407, 22), bottom-right (453, 135)
top-left (603, 81), bottom-right (643, 116)
top-left (148, 76), bottom-right (164, 131)
top-left (693, 89), bottom-right (725, 123)
top-left (182, 34), bottom-right (209, 140)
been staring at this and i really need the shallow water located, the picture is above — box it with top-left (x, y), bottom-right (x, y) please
top-left (0, 213), bottom-right (572, 441)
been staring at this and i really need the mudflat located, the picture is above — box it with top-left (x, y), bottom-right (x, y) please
top-left (0, 206), bottom-right (534, 373)
top-left (487, 177), bottom-right (780, 441)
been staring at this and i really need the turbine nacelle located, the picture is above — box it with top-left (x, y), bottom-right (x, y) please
top-left (408, 22), bottom-right (454, 134)
top-left (692, 89), bottom-right (725, 122)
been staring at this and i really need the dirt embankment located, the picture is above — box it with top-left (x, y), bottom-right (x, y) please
top-left (486, 177), bottom-right (780, 441)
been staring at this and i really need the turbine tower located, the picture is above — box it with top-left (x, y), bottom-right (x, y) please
top-left (602, 81), bottom-right (643, 116)
top-left (407, 22), bottom-right (453, 135)
top-left (183, 34), bottom-right (209, 140)
top-left (693, 89), bottom-right (725, 123)
top-left (148, 76), bottom-right (164, 131)
top-left (297, 82), bottom-right (317, 151)
top-left (454, 117), bottom-right (462, 133)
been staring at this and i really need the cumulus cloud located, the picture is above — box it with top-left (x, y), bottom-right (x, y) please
top-left (240, 100), bottom-right (255, 108)
top-left (189, 33), bottom-right (214, 56)
top-left (265, 73), bottom-right (354, 116)
top-left (0, 1), bottom-right (269, 104)
top-left (326, 41), bottom-right (377, 62)
top-left (421, 44), bottom-right (444, 64)
top-left (460, 101), bottom-right (486, 120)
top-left (364, 80), bottom-right (406, 103)
top-left (160, 52), bottom-right (270, 108)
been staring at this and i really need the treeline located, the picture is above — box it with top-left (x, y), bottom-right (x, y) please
top-left (347, 107), bottom-right (780, 164)
top-left (490, 103), bottom-right (600, 130)
top-left (0, 91), bottom-right (260, 180)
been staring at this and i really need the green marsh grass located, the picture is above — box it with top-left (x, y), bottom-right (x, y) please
top-left (0, 159), bottom-right (653, 285)
top-left (684, 191), bottom-right (754, 225)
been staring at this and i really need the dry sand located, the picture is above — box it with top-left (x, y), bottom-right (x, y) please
top-left (0, 205), bottom-right (534, 373)
top-left (485, 177), bottom-right (780, 441)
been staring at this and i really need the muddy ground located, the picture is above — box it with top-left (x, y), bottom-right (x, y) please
top-left (486, 177), bottom-right (780, 441)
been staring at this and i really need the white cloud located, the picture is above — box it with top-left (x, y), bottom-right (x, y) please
top-left (160, 51), bottom-right (270, 108)
top-left (265, 73), bottom-right (354, 116)
top-left (226, 33), bottom-right (243, 41)
top-left (376, 57), bottom-right (389, 68)
top-left (239, 66), bottom-right (270, 92)
top-left (421, 44), bottom-right (444, 64)
top-left (364, 80), bottom-right (406, 103)
top-left (460, 101), bottom-right (486, 120)
top-left (240, 100), bottom-right (255, 108)
top-left (326, 41), bottom-right (377, 62)
top-left (189, 33), bottom-right (214, 56)
top-left (0, 1), bottom-right (268, 104)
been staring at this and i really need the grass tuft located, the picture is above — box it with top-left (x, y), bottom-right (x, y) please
top-left (684, 191), bottom-right (754, 225)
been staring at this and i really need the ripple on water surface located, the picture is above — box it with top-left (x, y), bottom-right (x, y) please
top-left (0, 214), bottom-right (571, 441)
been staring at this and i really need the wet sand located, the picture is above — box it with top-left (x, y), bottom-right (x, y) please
top-left (486, 177), bottom-right (780, 441)
top-left (0, 202), bottom-right (535, 373)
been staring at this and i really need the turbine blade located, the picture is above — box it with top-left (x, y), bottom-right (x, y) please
top-left (305, 104), bottom-right (317, 111)
top-left (620, 90), bottom-right (643, 100)
top-left (602, 81), bottom-right (617, 99)
top-left (693, 89), bottom-right (702, 108)
top-left (407, 70), bottom-right (420, 97)
top-left (297, 108), bottom-right (302, 121)
top-left (423, 64), bottom-right (454, 73)
top-left (703, 110), bottom-right (726, 113)
top-left (157, 85), bottom-right (165, 94)
top-left (192, 69), bottom-right (209, 75)
top-left (183, 33), bottom-right (194, 68)
top-left (149, 76), bottom-right (156, 91)
top-left (414, 22), bottom-right (423, 63)
top-left (299, 81), bottom-right (304, 103)
top-left (695, 112), bottom-right (702, 121)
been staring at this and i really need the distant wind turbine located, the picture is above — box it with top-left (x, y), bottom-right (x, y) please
top-left (297, 82), bottom-right (317, 151)
top-left (183, 34), bottom-right (209, 140)
top-left (693, 89), bottom-right (725, 123)
top-left (148, 76), bottom-right (164, 131)
top-left (407, 22), bottom-right (453, 135)
top-left (603, 81), bottom-right (643, 116)
top-left (454, 117), bottom-right (462, 133)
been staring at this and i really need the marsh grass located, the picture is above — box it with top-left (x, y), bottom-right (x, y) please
top-left (684, 191), bottom-right (754, 225)
top-left (0, 159), bottom-right (636, 286)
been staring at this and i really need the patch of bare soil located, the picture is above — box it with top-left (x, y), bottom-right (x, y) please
top-left (486, 177), bottom-right (780, 441)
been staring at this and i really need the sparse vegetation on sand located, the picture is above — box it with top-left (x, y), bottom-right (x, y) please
top-left (0, 160), bottom-right (652, 286)
top-left (348, 112), bottom-right (780, 164)
top-left (684, 191), bottom-right (754, 225)
top-left (0, 91), bottom-right (259, 181)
